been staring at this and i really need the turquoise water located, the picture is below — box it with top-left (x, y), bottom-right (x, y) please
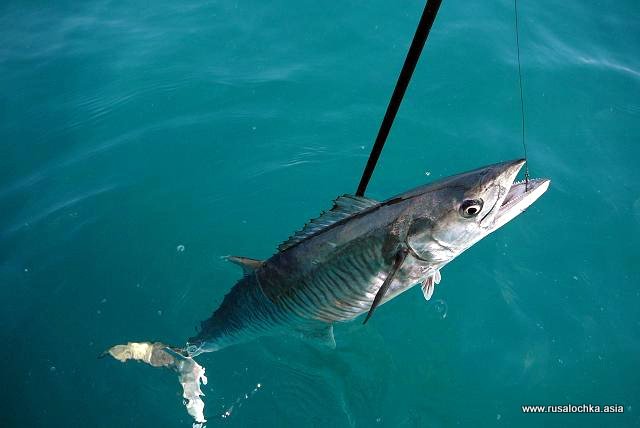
top-left (1, 0), bottom-right (639, 426)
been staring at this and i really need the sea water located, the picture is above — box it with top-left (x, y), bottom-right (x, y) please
top-left (1, 0), bottom-right (638, 426)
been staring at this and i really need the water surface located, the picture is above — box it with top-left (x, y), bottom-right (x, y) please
top-left (1, 0), bottom-right (639, 426)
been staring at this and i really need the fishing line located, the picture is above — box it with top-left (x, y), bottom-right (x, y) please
top-left (357, 0), bottom-right (530, 196)
top-left (356, 0), bottom-right (443, 197)
top-left (513, 0), bottom-right (530, 191)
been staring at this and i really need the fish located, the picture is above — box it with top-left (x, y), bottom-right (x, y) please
top-left (104, 159), bottom-right (549, 424)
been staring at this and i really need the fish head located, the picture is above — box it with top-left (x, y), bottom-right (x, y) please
top-left (404, 159), bottom-right (550, 262)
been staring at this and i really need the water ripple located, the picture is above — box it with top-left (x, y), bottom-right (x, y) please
top-left (2, 184), bottom-right (117, 237)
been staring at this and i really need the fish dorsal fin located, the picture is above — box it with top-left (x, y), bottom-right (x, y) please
top-left (226, 256), bottom-right (264, 274)
top-left (278, 194), bottom-right (379, 252)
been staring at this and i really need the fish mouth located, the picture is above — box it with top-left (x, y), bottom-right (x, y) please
top-left (492, 160), bottom-right (550, 230)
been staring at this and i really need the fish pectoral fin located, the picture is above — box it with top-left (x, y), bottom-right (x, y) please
top-left (421, 270), bottom-right (441, 301)
top-left (226, 255), bottom-right (264, 274)
top-left (363, 247), bottom-right (409, 324)
top-left (300, 324), bottom-right (336, 349)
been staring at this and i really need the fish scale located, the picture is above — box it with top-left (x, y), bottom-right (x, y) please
top-left (260, 233), bottom-right (393, 323)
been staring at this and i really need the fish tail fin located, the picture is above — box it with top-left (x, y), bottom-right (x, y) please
top-left (104, 341), bottom-right (208, 426)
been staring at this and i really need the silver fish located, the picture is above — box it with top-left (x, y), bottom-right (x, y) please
top-left (105, 159), bottom-right (549, 423)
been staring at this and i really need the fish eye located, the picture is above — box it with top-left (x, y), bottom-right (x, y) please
top-left (459, 199), bottom-right (483, 218)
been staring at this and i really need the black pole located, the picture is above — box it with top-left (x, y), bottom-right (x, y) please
top-left (356, 0), bottom-right (443, 197)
